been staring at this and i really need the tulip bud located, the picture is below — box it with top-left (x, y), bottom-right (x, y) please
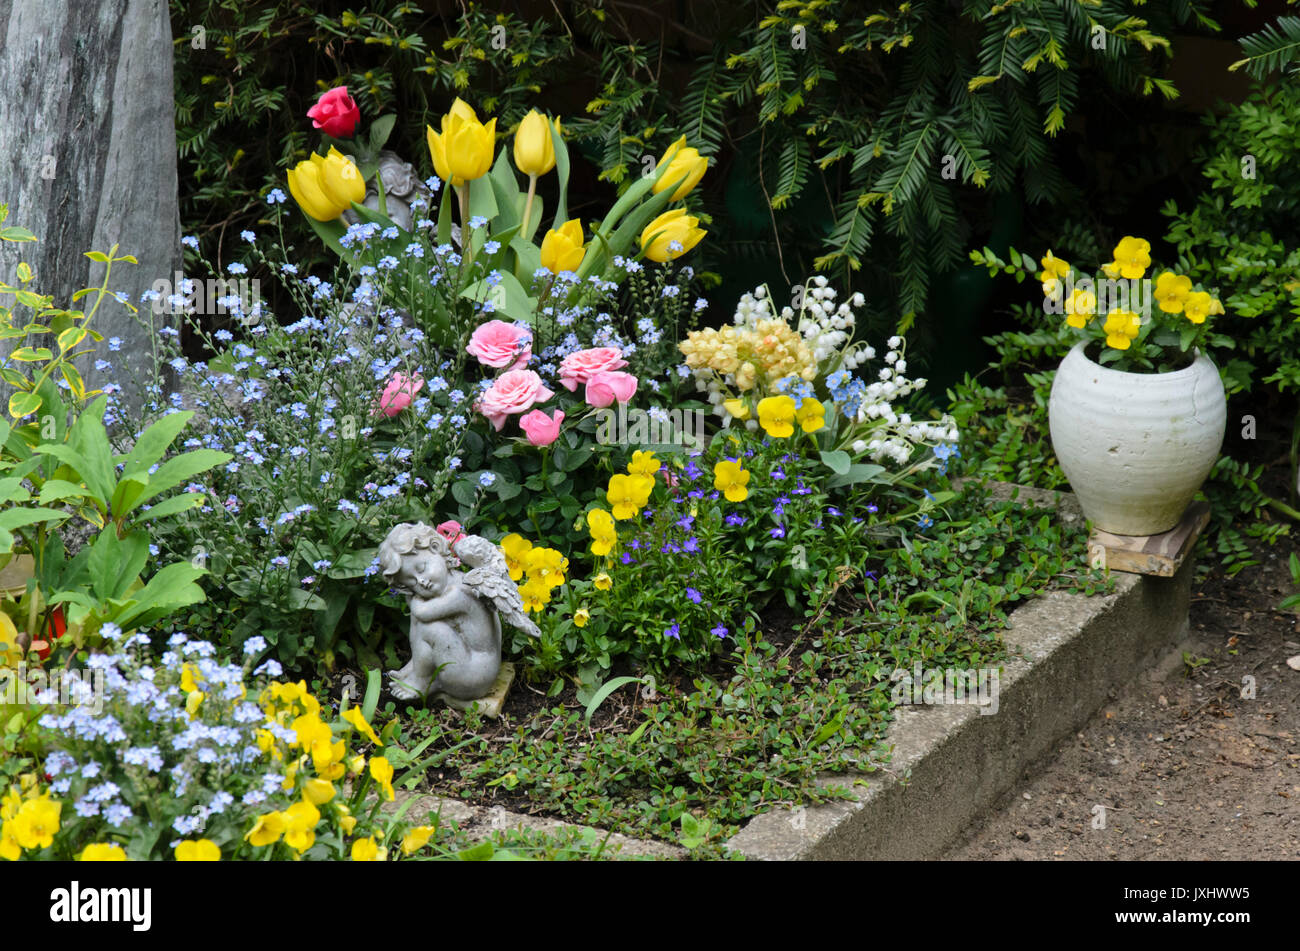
top-left (313, 147), bottom-right (365, 209)
top-left (540, 219), bottom-right (586, 274)
top-left (639, 208), bottom-right (706, 263)
top-left (513, 110), bottom-right (559, 178)
top-left (427, 98), bottom-right (496, 187)
top-left (653, 136), bottom-right (708, 201)
top-left (287, 160), bottom-right (342, 222)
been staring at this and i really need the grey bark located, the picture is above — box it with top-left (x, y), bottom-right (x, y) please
top-left (0, 0), bottom-right (179, 413)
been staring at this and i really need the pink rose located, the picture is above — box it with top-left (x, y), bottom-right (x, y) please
top-left (558, 347), bottom-right (627, 392)
top-left (467, 320), bottom-right (532, 370)
top-left (585, 370), bottom-right (638, 408)
top-left (478, 369), bottom-right (554, 431)
top-left (518, 409), bottom-right (565, 447)
top-left (375, 372), bottom-right (423, 417)
top-left (436, 520), bottom-right (467, 547)
top-left (306, 86), bottom-right (361, 139)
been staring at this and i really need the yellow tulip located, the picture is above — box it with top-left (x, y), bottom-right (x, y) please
top-left (653, 136), bottom-right (708, 201)
top-left (426, 98), bottom-right (496, 187)
top-left (513, 110), bottom-right (559, 177)
top-left (312, 147), bottom-right (365, 209)
top-left (540, 219), bottom-right (586, 274)
top-left (286, 159), bottom-right (340, 221)
top-left (639, 209), bottom-right (706, 263)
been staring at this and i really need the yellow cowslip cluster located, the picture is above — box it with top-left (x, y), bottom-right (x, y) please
top-left (499, 534), bottom-right (569, 613)
top-left (1, 780), bottom-right (61, 861)
top-left (679, 318), bottom-right (817, 391)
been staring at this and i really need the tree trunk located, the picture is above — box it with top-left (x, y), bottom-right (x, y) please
top-left (0, 0), bottom-right (179, 412)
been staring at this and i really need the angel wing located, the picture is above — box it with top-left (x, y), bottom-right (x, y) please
top-left (454, 535), bottom-right (541, 638)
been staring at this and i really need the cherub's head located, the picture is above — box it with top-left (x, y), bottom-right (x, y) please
top-left (378, 522), bottom-right (453, 597)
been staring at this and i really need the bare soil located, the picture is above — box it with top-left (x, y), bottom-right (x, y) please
top-left (946, 542), bottom-right (1300, 860)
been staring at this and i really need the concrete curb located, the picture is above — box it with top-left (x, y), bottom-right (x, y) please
top-left (724, 486), bottom-right (1194, 860)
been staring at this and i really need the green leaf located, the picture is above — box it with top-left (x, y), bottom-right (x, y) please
top-left (819, 450), bottom-right (851, 475)
top-left (6, 391), bottom-right (39, 419)
top-left (369, 114), bottom-right (397, 151)
top-left (550, 118), bottom-right (571, 229)
top-left (131, 492), bottom-right (207, 523)
top-left (37, 479), bottom-right (92, 505)
top-left (583, 675), bottom-right (645, 726)
top-left (0, 507), bottom-right (66, 532)
top-left (121, 410), bottom-right (195, 475)
top-left (126, 449), bottom-right (231, 515)
top-left (459, 269), bottom-right (535, 325)
top-left (0, 225), bottom-right (36, 242)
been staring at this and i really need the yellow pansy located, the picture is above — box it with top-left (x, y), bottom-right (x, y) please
top-left (1039, 250), bottom-right (1070, 283)
top-left (351, 836), bottom-right (384, 861)
top-left (246, 811), bottom-right (286, 847)
top-left (282, 800), bottom-right (321, 853)
top-left (1064, 289), bottom-right (1096, 329)
top-left (175, 839), bottom-right (221, 861)
top-left (1154, 271), bottom-right (1192, 314)
top-left (593, 572), bottom-right (612, 591)
top-left (627, 450), bottom-right (661, 478)
top-left (757, 395), bottom-right (797, 438)
top-left (713, 460), bottom-right (750, 503)
top-left (573, 608), bottom-right (590, 628)
top-left (795, 398), bottom-right (826, 433)
top-left (12, 797), bottom-right (60, 850)
top-left (519, 579), bottom-right (551, 614)
top-left (500, 534), bottom-right (533, 581)
top-left (523, 547), bottom-right (568, 589)
top-left (1103, 309), bottom-right (1142, 350)
top-left (401, 825), bottom-right (436, 856)
top-left (606, 474), bottom-right (653, 521)
top-left (291, 713), bottom-right (331, 752)
top-left (587, 508), bottom-right (617, 557)
top-left (369, 756), bottom-right (395, 802)
top-left (342, 707), bottom-right (382, 747)
top-left (1111, 236), bottom-right (1151, 280)
top-left (1, 821), bottom-right (22, 861)
top-left (302, 778), bottom-right (337, 805)
top-left (1182, 290), bottom-right (1213, 324)
top-left (78, 843), bottom-right (127, 861)
top-left (722, 399), bottom-right (750, 420)
top-left (337, 804), bottom-right (358, 836)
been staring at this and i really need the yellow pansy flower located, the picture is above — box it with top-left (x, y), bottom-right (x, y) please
top-left (1039, 250), bottom-right (1070, 283)
top-left (573, 608), bottom-right (590, 628)
top-left (757, 395), bottom-right (797, 438)
top-left (78, 843), bottom-right (127, 861)
top-left (1154, 271), bottom-right (1192, 314)
top-left (175, 839), bottom-right (221, 861)
top-left (795, 398), bottom-right (826, 433)
top-left (519, 579), bottom-right (551, 614)
top-left (606, 474), bottom-right (653, 521)
top-left (500, 534), bottom-right (533, 581)
top-left (401, 825), bottom-right (436, 856)
top-left (12, 797), bottom-right (60, 850)
top-left (587, 508), bottom-right (617, 557)
top-left (351, 836), bottom-right (384, 861)
top-left (713, 460), bottom-right (750, 503)
top-left (722, 399), bottom-right (750, 420)
top-left (1103, 309), bottom-right (1142, 350)
top-left (282, 800), bottom-right (321, 853)
top-left (246, 811), bottom-right (286, 847)
top-left (627, 450), bottom-right (661, 478)
top-left (1064, 289), bottom-right (1096, 329)
top-left (593, 572), bottom-right (612, 591)
top-left (1111, 236), bottom-right (1151, 280)
top-left (1182, 290), bottom-right (1213, 324)
top-left (342, 707), bottom-right (382, 746)
top-left (370, 756), bottom-right (396, 802)
top-left (302, 778), bottom-right (337, 805)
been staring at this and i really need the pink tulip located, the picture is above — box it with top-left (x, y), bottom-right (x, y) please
top-left (518, 409), bottom-right (565, 447)
top-left (585, 370), bottom-right (638, 408)
top-left (375, 372), bottom-right (424, 417)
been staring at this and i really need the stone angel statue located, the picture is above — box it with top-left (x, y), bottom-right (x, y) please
top-left (380, 522), bottom-right (538, 703)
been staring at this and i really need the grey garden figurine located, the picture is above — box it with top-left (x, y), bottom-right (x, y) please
top-left (342, 150), bottom-right (433, 233)
top-left (380, 522), bottom-right (538, 702)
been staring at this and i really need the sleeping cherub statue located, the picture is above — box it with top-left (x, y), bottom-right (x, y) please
top-left (379, 522), bottom-right (539, 703)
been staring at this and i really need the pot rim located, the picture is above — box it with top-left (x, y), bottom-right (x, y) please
top-left (1065, 340), bottom-right (1216, 382)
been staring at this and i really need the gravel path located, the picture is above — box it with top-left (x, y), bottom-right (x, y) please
top-left (946, 546), bottom-right (1300, 860)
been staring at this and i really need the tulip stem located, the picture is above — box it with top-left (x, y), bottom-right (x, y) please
top-left (458, 183), bottom-right (473, 268)
top-left (521, 173), bottom-right (538, 238)
top-left (375, 174), bottom-right (388, 219)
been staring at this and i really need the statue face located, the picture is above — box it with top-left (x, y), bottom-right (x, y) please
top-left (399, 546), bottom-right (448, 597)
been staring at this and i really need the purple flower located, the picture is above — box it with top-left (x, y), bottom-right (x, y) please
top-left (683, 536), bottom-right (700, 554)
top-left (866, 504), bottom-right (879, 514)
top-left (771, 467), bottom-right (786, 480)
top-left (686, 587), bottom-right (702, 604)
top-left (770, 525), bottom-right (786, 539)
top-left (711, 624), bottom-right (728, 639)
top-left (725, 513), bottom-right (746, 527)
top-left (664, 622), bottom-right (680, 640)
top-left (827, 506), bottom-right (842, 517)
top-left (620, 553), bottom-right (635, 565)
top-left (676, 514), bottom-right (695, 531)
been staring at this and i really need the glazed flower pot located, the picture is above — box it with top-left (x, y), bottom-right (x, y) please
top-left (1048, 343), bottom-right (1225, 536)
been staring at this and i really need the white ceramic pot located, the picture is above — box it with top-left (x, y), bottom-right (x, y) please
top-left (1048, 342), bottom-right (1225, 536)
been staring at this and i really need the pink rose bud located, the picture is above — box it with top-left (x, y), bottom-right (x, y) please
top-left (466, 319), bottom-right (533, 370)
top-left (307, 86), bottom-right (361, 139)
top-left (436, 520), bottom-right (467, 547)
top-left (585, 370), bottom-right (638, 408)
top-left (375, 372), bottom-right (424, 417)
top-left (478, 369), bottom-right (554, 431)
top-left (518, 409), bottom-right (565, 447)
top-left (558, 347), bottom-right (628, 392)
